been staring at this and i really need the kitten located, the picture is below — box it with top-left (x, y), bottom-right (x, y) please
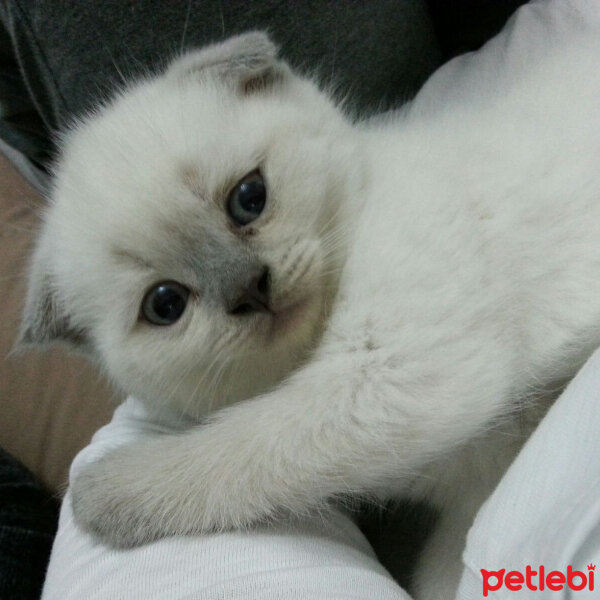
top-left (19, 32), bottom-right (600, 600)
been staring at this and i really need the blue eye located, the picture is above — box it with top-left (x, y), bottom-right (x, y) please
top-left (142, 281), bottom-right (189, 326)
top-left (227, 171), bottom-right (266, 226)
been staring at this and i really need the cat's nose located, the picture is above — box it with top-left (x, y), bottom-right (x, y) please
top-left (227, 267), bottom-right (271, 315)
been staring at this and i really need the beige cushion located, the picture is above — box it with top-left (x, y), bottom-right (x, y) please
top-left (0, 153), bottom-right (114, 493)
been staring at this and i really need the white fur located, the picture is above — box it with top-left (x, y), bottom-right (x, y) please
top-left (22, 32), bottom-right (600, 599)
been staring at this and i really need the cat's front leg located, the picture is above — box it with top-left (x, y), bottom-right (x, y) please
top-left (71, 349), bottom-right (505, 548)
top-left (71, 352), bottom-right (394, 547)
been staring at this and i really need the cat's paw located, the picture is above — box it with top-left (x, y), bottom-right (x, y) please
top-left (70, 448), bottom-right (171, 548)
top-left (69, 434), bottom-right (282, 548)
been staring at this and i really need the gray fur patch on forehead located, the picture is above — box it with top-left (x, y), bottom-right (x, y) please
top-left (167, 31), bottom-right (286, 94)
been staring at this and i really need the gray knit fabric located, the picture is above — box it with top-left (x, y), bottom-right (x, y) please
top-left (0, 0), bottom-right (441, 168)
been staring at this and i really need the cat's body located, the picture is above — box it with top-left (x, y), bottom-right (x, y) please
top-left (20, 33), bottom-right (600, 599)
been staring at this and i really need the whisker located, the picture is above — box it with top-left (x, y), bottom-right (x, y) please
top-left (205, 355), bottom-right (231, 414)
top-left (218, 0), bottom-right (226, 36)
top-left (182, 350), bottom-right (223, 418)
top-left (105, 46), bottom-right (129, 88)
top-left (179, 330), bottom-right (238, 417)
top-left (180, 0), bottom-right (193, 54)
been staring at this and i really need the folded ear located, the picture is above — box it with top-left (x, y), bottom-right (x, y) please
top-left (17, 242), bottom-right (88, 350)
top-left (168, 31), bottom-right (289, 95)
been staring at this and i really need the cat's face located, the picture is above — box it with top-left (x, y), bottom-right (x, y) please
top-left (20, 33), bottom-right (361, 417)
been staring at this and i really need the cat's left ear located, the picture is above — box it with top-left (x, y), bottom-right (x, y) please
top-left (168, 31), bottom-right (289, 95)
top-left (17, 241), bottom-right (89, 351)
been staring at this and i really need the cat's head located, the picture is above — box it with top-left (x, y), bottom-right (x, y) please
top-left (19, 32), bottom-right (362, 417)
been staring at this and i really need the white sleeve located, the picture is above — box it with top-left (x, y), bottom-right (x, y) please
top-left (41, 399), bottom-right (410, 600)
top-left (457, 347), bottom-right (600, 599)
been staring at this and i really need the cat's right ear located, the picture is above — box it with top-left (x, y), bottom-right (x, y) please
top-left (167, 31), bottom-right (289, 95)
top-left (17, 241), bottom-right (88, 351)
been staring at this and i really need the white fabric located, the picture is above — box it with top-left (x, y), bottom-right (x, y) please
top-left (42, 399), bottom-right (409, 600)
top-left (41, 0), bottom-right (600, 597)
top-left (456, 346), bottom-right (600, 599)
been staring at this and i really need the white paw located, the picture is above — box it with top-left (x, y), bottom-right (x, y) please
top-left (70, 448), bottom-right (170, 548)
top-left (70, 434), bottom-right (282, 548)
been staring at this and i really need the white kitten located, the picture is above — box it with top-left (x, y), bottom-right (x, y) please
top-left (20, 32), bottom-right (600, 599)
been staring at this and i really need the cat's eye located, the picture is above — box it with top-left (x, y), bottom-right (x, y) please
top-left (141, 281), bottom-right (190, 326)
top-left (227, 171), bottom-right (266, 227)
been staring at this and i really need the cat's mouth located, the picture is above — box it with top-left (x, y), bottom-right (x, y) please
top-left (232, 281), bottom-right (316, 341)
top-left (266, 297), bottom-right (312, 337)
top-left (230, 284), bottom-right (312, 337)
